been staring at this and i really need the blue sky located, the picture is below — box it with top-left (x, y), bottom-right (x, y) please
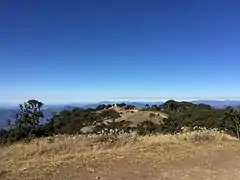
top-left (0, 0), bottom-right (240, 104)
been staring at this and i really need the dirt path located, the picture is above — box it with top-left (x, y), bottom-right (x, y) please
top-left (52, 148), bottom-right (240, 180)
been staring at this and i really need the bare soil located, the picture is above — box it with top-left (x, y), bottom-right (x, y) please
top-left (52, 144), bottom-right (240, 180)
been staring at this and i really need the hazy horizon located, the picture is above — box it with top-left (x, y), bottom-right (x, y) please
top-left (1, 97), bottom-right (240, 107)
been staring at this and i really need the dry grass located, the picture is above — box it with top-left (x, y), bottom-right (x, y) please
top-left (177, 127), bottom-right (237, 142)
top-left (116, 110), bottom-right (165, 124)
top-left (0, 130), bottom-right (239, 180)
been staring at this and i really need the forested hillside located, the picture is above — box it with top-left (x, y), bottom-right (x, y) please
top-left (0, 99), bottom-right (240, 145)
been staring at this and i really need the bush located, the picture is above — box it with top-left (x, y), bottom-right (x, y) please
top-left (0, 129), bottom-right (8, 145)
top-left (137, 121), bottom-right (159, 135)
top-left (176, 127), bottom-right (235, 142)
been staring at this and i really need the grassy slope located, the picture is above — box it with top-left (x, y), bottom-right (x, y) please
top-left (1, 131), bottom-right (240, 180)
top-left (117, 110), bottom-right (166, 124)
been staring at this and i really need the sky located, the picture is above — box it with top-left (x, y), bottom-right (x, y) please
top-left (0, 0), bottom-right (240, 104)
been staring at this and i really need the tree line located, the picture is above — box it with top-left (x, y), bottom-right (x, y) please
top-left (0, 99), bottom-right (240, 145)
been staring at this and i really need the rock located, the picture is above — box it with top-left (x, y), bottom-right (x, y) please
top-left (87, 168), bottom-right (95, 172)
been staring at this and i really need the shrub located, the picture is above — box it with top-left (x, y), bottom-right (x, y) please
top-left (137, 121), bottom-right (159, 135)
top-left (176, 127), bottom-right (235, 142)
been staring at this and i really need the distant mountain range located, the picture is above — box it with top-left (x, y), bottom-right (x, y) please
top-left (0, 100), bottom-right (240, 129)
top-left (191, 100), bottom-right (240, 109)
top-left (0, 108), bottom-right (18, 128)
top-left (81, 101), bottom-right (163, 109)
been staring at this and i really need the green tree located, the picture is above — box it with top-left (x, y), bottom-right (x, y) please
top-left (14, 99), bottom-right (44, 128)
top-left (3, 99), bottom-right (43, 142)
top-left (125, 105), bottom-right (135, 110)
top-left (145, 104), bottom-right (150, 109)
top-left (96, 104), bottom-right (107, 111)
top-left (225, 109), bottom-right (240, 139)
top-left (160, 112), bottom-right (183, 134)
top-left (151, 105), bottom-right (159, 111)
top-left (117, 103), bottom-right (126, 107)
top-left (6, 99), bottom-right (44, 142)
top-left (99, 109), bottom-right (120, 122)
top-left (46, 108), bottom-right (99, 134)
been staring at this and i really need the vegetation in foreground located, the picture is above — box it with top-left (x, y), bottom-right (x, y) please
top-left (0, 129), bottom-right (239, 180)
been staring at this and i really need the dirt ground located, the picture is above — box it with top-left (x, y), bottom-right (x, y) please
top-left (52, 145), bottom-right (240, 180)
top-left (1, 134), bottom-right (240, 180)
